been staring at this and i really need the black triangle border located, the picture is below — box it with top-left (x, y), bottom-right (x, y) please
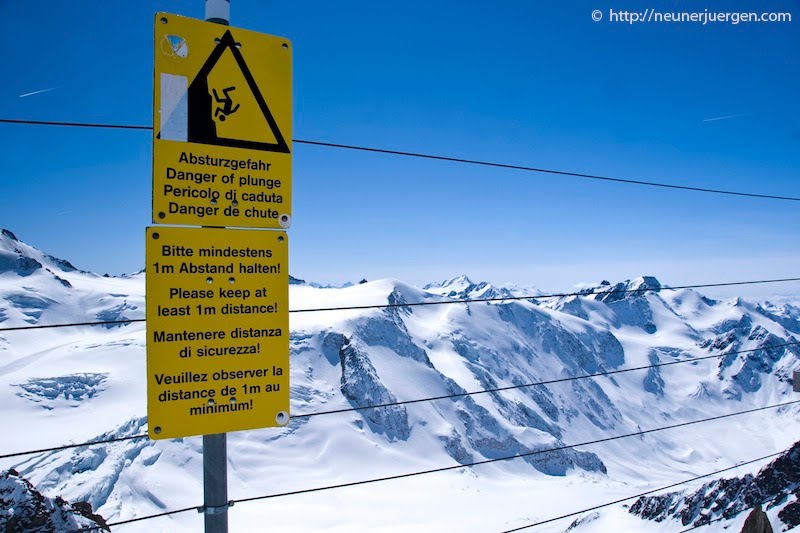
top-left (158, 30), bottom-right (290, 154)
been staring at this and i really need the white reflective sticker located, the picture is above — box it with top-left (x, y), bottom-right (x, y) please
top-left (160, 73), bottom-right (188, 141)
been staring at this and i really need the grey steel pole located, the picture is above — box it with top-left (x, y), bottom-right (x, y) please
top-left (206, 0), bottom-right (230, 25)
top-left (202, 2), bottom-right (230, 530)
top-left (202, 434), bottom-right (229, 532)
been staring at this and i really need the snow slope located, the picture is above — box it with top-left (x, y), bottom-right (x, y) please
top-left (1, 229), bottom-right (799, 532)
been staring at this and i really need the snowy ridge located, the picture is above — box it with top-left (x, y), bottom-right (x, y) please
top-left (630, 439), bottom-right (800, 530)
top-left (423, 274), bottom-right (543, 301)
top-left (1, 229), bottom-right (800, 531)
top-left (0, 228), bottom-right (143, 330)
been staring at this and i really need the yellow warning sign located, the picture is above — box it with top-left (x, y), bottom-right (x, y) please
top-left (146, 226), bottom-right (289, 439)
top-left (153, 13), bottom-right (292, 229)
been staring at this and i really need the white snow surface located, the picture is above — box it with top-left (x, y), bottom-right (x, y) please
top-left (1, 229), bottom-right (800, 532)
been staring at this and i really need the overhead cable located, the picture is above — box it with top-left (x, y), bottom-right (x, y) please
top-left (2, 118), bottom-right (799, 202)
top-left (3, 277), bottom-right (799, 332)
top-left (504, 450), bottom-right (784, 532)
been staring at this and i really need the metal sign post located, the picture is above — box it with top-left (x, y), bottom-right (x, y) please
top-left (205, 4), bottom-right (230, 531)
top-left (206, 0), bottom-right (230, 26)
top-left (204, 6), bottom-right (231, 533)
top-left (202, 433), bottom-right (229, 532)
top-left (147, 1), bottom-right (292, 531)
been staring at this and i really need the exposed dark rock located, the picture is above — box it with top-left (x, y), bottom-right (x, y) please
top-left (756, 304), bottom-right (800, 335)
top-left (0, 469), bottom-right (108, 532)
top-left (643, 351), bottom-right (665, 397)
top-left (566, 511), bottom-right (600, 531)
top-left (595, 276), bottom-right (661, 305)
top-left (778, 498), bottom-right (800, 528)
top-left (44, 269), bottom-right (72, 288)
top-left (338, 338), bottom-right (411, 441)
top-left (740, 505), bottom-right (773, 533)
top-left (354, 311), bottom-right (432, 366)
top-left (45, 255), bottom-right (77, 272)
top-left (630, 441), bottom-right (800, 529)
top-left (588, 277), bottom-right (665, 333)
top-left (14, 256), bottom-right (42, 276)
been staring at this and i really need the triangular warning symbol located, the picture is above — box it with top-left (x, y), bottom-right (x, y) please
top-left (184, 30), bottom-right (290, 153)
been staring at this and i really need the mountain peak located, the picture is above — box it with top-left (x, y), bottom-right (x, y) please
top-left (442, 274), bottom-right (475, 287)
top-left (631, 276), bottom-right (662, 291)
top-left (0, 229), bottom-right (78, 277)
top-left (423, 274), bottom-right (475, 290)
top-left (591, 275), bottom-right (662, 304)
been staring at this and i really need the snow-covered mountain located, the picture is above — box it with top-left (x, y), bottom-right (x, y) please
top-left (1, 229), bottom-right (799, 532)
top-left (423, 274), bottom-right (544, 301)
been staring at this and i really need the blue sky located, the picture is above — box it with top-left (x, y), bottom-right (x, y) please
top-left (1, 0), bottom-right (798, 298)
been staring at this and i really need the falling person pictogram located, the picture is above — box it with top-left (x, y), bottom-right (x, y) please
top-left (213, 87), bottom-right (240, 121)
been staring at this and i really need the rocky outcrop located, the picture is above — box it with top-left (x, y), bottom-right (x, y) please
top-left (630, 441), bottom-right (800, 529)
top-left (741, 506), bottom-right (773, 533)
top-left (0, 469), bottom-right (108, 532)
top-left (338, 337), bottom-right (411, 441)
